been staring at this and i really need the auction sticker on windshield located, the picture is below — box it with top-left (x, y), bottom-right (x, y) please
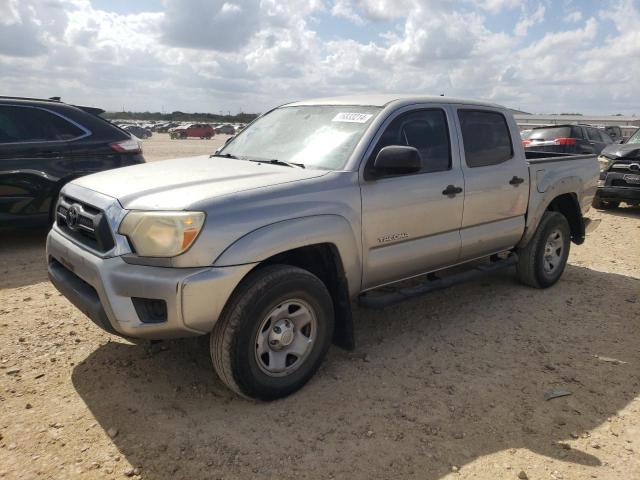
top-left (332, 112), bottom-right (373, 123)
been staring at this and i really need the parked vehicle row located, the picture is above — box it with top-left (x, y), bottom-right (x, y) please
top-left (168, 123), bottom-right (239, 139)
top-left (0, 96), bottom-right (145, 228)
top-left (46, 94), bottom-right (600, 400)
top-left (114, 120), bottom-right (245, 138)
top-left (123, 125), bottom-right (152, 139)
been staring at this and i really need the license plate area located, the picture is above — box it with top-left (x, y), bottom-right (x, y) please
top-left (623, 174), bottom-right (640, 184)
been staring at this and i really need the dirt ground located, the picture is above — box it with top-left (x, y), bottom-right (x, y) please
top-left (1, 134), bottom-right (639, 480)
top-left (139, 133), bottom-right (231, 162)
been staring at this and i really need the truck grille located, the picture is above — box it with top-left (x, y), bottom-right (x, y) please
top-left (56, 196), bottom-right (116, 253)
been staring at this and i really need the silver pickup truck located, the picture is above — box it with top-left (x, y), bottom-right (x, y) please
top-left (47, 95), bottom-right (599, 400)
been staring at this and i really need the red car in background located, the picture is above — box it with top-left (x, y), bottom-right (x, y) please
top-left (169, 123), bottom-right (215, 139)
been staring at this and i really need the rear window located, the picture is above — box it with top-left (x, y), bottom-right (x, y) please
top-left (458, 110), bottom-right (513, 167)
top-left (528, 127), bottom-right (573, 140)
top-left (0, 105), bottom-right (85, 143)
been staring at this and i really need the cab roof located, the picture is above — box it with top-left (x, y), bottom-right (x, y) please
top-left (284, 94), bottom-right (504, 110)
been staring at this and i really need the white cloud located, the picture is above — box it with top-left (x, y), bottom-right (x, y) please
top-left (514, 4), bottom-right (546, 37)
top-left (0, 0), bottom-right (638, 115)
top-left (473, 0), bottom-right (521, 13)
top-left (161, 0), bottom-right (260, 51)
top-left (566, 10), bottom-right (583, 22)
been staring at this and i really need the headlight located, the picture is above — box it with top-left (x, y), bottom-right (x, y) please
top-left (597, 155), bottom-right (613, 172)
top-left (119, 211), bottom-right (205, 257)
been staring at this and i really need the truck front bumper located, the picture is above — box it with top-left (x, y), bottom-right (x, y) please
top-left (46, 227), bottom-right (255, 340)
top-left (595, 186), bottom-right (640, 203)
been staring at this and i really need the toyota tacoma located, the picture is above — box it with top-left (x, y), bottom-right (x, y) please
top-left (47, 95), bottom-right (599, 400)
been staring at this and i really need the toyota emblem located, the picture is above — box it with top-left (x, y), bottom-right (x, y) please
top-left (629, 163), bottom-right (640, 172)
top-left (66, 205), bottom-right (80, 229)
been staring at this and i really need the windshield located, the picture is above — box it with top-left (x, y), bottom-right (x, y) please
top-left (218, 105), bottom-right (381, 170)
top-left (627, 128), bottom-right (640, 144)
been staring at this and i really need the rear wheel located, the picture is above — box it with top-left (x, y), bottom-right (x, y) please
top-left (516, 211), bottom-right (571, 288)
top-left (210, 265), bottom-right (334, 400)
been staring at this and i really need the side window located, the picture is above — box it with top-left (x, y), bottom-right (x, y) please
top-left (599, 130), bottom-right (613, 144)
top-left (371, 109), bottom-right (451, 174)
top-left (585, 127), bottom-right (600, 141)
top-left (571, 126), bottom-right (585, 139)
top-left (0, 106), bottom-right (84, 144)
top-left (458, 110), bottom-right (513, 167)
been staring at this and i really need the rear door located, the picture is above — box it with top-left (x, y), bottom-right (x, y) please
top-left (455, 108), bottom-right (529, 260)
top-left (0, 105), bottom-right (79, 223)
top-left (360, 105), bottom-right (464, 289)
top-left (597, 129), bottom-right (614, 150)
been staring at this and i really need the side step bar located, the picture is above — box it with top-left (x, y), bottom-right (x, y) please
top-left (358, 253), bottom-right (519, 309)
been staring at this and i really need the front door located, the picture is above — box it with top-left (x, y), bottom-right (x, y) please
top-left (360, 107), bottom-right (464, 290)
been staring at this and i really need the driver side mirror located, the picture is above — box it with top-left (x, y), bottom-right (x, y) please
top-left (371, 145), bottom-right (421, 177)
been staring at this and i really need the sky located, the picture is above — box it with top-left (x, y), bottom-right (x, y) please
top-left (0, 0), bottom-right (639, 115)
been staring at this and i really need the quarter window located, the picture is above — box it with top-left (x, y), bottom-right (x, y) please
top-left (371, 109), bottom-right (451, 174)
top-left (458, 110), bottom-right (513, 167)
top-left (0, 106), bottom-right (85, 143)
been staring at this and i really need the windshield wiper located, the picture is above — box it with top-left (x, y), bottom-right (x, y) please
top-left (249, 158), bottom-right (305, 169)
top-left (210, 152), bottom-right (239, 159)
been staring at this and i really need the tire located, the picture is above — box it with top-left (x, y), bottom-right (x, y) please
top-left (211, 265), bottom-right (335, 400)
top-left (592, 197), bottom-right (620, 210)
top-left (516, 211), bottom-right (571, 288)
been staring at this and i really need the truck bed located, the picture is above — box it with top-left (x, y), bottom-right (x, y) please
top-left (522, 150), bottom-right (599, 246)
top-left (525, 150), bottom-right (598, 164)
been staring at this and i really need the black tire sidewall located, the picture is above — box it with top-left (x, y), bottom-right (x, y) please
top-left (533, 214), bottom-right (571, 287)
top-left (231, 272), bottom-right (334, 400)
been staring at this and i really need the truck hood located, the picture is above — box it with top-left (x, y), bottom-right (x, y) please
top-left (601, 143), bottom-right (640, 160)
top-left (72, 155), bottom-right (329, 210)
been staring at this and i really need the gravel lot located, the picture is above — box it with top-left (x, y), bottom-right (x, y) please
top-left (1, 134), bottom-right (639, 480)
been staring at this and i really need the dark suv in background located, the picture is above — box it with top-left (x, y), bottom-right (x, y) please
top-left (523, 124), bottom-right (613, 154)
top-left (0, 96), bottom-right (145, 228)
top-left (593, 127), bottom-right (640, 209)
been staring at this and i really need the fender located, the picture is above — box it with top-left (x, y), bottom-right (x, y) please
top-left (213, 215), bottom-right (362, 298)
top-left (519, 172), bottom-right (584, 248)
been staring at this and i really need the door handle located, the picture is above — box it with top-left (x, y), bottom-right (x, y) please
top-left (442, 185), bottom-right (463, 196)
top-left (509, 176), bottom-right (524, 186)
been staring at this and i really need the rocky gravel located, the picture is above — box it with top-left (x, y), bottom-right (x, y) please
top-left (0, 136), bottom-right (639, 479)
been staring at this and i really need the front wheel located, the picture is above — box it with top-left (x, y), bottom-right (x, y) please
top-left (210, 265), bottom-right (334, 400)
top-left (516, 211), bottom-right (571, 288)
